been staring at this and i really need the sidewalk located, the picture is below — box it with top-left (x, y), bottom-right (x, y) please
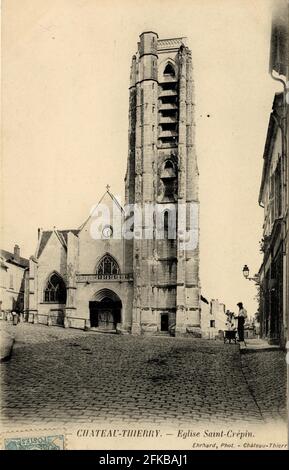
top-left (240, 338), bottom-right (280, 353)
top-left (240, 341), bottom-right (286, 422)
top-left (0, 321), bottom-right (16, 362)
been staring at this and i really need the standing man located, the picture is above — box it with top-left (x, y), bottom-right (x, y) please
top-left (237, 302), bottom-right (247, 342)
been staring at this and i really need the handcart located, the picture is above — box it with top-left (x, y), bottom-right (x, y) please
top-left (223, 330), bottom-right (237, 344)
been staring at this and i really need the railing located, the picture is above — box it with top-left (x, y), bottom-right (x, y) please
top-left (76, 273), bottom-right (133, 283)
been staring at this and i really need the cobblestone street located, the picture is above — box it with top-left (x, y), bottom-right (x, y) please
top-left (0, 323), bottom-right (287, 427)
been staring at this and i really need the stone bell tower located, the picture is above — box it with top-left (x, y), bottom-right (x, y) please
top-left (125, 32), bottom-right (200, 336)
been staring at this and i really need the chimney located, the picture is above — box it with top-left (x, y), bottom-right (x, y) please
top-left (14, 244), bottom-right (20, 263)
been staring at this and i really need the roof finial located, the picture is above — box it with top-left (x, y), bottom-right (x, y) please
top-left (106, 184), bottom-right (111, 191)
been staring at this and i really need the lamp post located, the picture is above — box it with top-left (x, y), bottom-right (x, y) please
top-left (242, 265), bottom-right (260, 285)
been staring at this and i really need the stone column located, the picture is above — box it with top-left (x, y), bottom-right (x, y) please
top-left (132, 33), bottom-right (159, 334)
top-left (23, 268), bottom-right (29, 321)
top-left (28, 256), bottom-right (38, 323)
top-left (131, 77), bottom-right (143, 335)
top-left (139, 32), bottom-right (159, 331)
top-left (125, 55), bottom-right (137, 206)
top-left (64, 232), bottom-right (78, 328)
top-left (185, 49), bottom-right (201, 334)
top-left (175, 46), bottom-right (188, 336)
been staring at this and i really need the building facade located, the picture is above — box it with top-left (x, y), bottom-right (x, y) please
top-left (26, 32), bottom-right (201, 336)
top-left (0, 245), bottom-right (29, 316)
top-left (201, 297), bottom-right (228, 339)
top-left (27, 191), bottom-right (133, 331)
top-left (258, 1), bottom-right (288, 347)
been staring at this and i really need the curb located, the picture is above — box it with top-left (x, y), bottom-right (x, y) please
top-left (0, 331), bottom-right (16, 363)
top-left (240, 346), bottom-right (281, 354)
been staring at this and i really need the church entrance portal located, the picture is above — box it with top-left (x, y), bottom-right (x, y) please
top-left (89, 291), bottom-right (121, 331)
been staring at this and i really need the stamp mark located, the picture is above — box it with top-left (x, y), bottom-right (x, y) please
top-left (4, 435), bottom-right (64, 450)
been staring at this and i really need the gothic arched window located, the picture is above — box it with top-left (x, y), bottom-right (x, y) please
top-left (164, 63), bottom-right (175, 77)
top-left (97, 254), bottom-right (120, 276)
top-left (44, 273), bottom-right (66, 303)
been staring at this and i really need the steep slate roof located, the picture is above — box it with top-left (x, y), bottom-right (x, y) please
top-left (37, 231), bottom-right (52, 258)
top-left (59, 229), bottom-right (79, 243)
top-left (0, 249), bottom-right (29, 268)
top-left (37, 230), bottom-right (79, 259)
top-left (201, 295), bottom-right (209, 305)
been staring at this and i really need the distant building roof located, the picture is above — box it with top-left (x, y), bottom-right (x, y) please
top-left (0, 249), bottom-right (29, 268)
top-left (259, 92), bottom-right (283, 204)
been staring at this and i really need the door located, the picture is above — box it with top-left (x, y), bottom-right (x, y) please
top-left (98, 308), bottom-right (115, 330)
top-left (89, 301), bottom-right (99, 327)
top-left (161, 313), bottom-right (169, 331)
top-left (89, 298), bottom-right (121, 330)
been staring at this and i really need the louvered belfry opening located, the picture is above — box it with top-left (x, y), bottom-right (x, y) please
top-left (158, 62), bottom-right (179, 148)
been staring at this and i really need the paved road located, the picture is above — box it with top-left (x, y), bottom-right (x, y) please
top-left (0, 323), bottom-right (286, 427)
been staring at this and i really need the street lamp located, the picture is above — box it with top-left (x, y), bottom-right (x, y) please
top-left (242, 264), bottom-right (249, 279)
top-left (242, 265), bottom-right (260, 285)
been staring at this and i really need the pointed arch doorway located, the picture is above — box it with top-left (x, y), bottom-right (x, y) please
top-left (89, 289), bottom-right (122, 331)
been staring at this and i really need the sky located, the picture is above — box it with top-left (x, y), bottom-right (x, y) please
top-left (1, 0), bottom-right (281, 315)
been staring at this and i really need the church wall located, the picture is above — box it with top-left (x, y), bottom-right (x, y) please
top-left (124, 239), bottom-right (133, 274)
top-left (36, 233), bottom-right (67, 325)
top-left (139, 286), bottom-right (176, 334)
top-left (78, 191), bottom-right (125, 275)
top-left (78, 227), bottom-right (124, 274)
top-left (140, 311), bottom-right (176, 334)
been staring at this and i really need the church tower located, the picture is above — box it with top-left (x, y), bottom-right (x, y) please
top-left (125, 32), bottom-right (200, 336)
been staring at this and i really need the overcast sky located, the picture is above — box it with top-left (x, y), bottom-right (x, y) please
top-left (2, 0), bottom-right (281, 315)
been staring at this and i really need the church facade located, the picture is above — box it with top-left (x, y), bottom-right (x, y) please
top-left (26, 32), bottom-right (201, 336)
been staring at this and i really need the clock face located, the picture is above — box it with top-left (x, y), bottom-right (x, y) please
top-left (102, 225), bottom-right (113, 239)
